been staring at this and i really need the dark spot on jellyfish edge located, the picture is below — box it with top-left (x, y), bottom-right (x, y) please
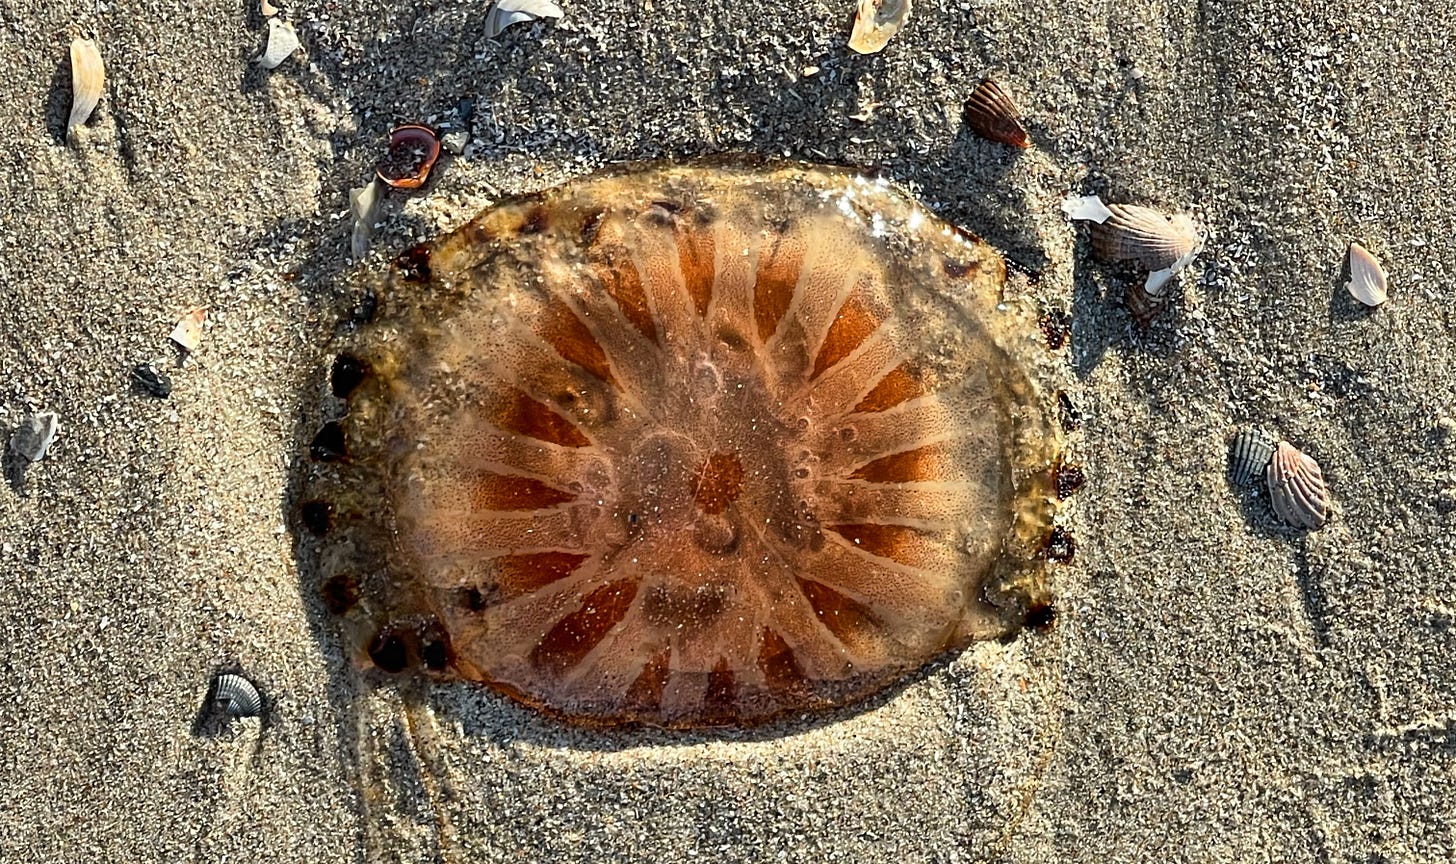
top-left (952, 224), bottom-right (985, 244)
top-left (1040, 308), bottom-right (1071, 351)
top-left (420, 630), bottom-right (452, 672)
top-left (368, 629), bottom-right (411, 674)
top-left (579, 208), bottom-right (606, 246)
top-left (330, 353), bottom-right (369, 399)
top-left (1025, 602), bottom-right (1057, 632)
top-left (394, 243), bottom-right (432, 282)
top-left (1042, 526), bottom-right (1076, 564)
top-left (1004, 256), bottom-right (1043, 285)
top-left (1057, 392), bottom-right (1082, 433)
top-left (352, 289), bottom-right (379, 324)
top-left (309, 421), bottom-right (347, 462)
top-left (320, 573), bottom-right (361, 615)
top-left (300, 499), bottom-right (333, 535)
top-left (942, 257), bottom-right (977, 279)
top-left (1055, 462), bottom-right (1085, 500)
top-left (520, 204), bottom-right (549, 235)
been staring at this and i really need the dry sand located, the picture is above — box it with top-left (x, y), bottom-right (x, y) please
top-left (2, 0), bottom-right (1454, 861)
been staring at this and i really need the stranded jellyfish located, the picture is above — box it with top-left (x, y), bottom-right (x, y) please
top-left (299, 160), bottom-right (1066, 728)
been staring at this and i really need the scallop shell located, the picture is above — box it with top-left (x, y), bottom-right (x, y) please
top-left (1265, 441), bottom-right (1329, 530)
top-left (213, 674), bottom-right (262, 718)
top-left (963, 78), bottom-right (1030, 149)
top-left (1346, 242), bottom-right (1388, 307)
top-left (67, 38), bottom-right (104, 138)
top-left (849, 0), bottom-right (911, 54)
top-left (485, 0), bottom-right (564, 39)
top-left (257, 18), bottom-right (300, 69)
top-left (1228, 428), bottom-right (1275, 487)
top-left (1089, 205), bottom-right (1200, 272)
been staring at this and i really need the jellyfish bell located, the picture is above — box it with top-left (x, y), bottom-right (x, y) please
top-left (298, 159), bottom-right (1066, 728)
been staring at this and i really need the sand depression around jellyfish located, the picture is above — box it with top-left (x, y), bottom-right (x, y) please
top-left (298, 160), bottom-right (1065, 728)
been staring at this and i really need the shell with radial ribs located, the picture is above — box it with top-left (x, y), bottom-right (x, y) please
top-left (1265, 441), bottom-right (1329, 529)
top-left (963, 78), bottom-right (1030, 149)
top-left (1227, 428), bottom-right (1275, 487)
top-left (212, 673), bottom-right (263, 718)
top-left (1089, 204), bottom-right (1200, 324)
top-left (67, 38), bottom-right (104, 138)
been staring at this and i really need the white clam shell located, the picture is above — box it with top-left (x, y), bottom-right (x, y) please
top-left (1228, 428), bottom-right (1275, 487)
top-left (485, 0), bottom-right (564, 39)
top-left (1265, 441), bottom-right (1329, 530)
top-left (1346, 242), bottom-right (1388, 307)
top-left (1089, 204), bottom-right (1201, 275)
top-left (849, 0), bottom-right (911, 54)
top-left (258, 18), bottom-right (300, 69)
top-left (67, 38), bottom-right (104, 138)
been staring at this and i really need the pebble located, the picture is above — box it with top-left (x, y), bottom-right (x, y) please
top-left (9, 412), bottom-right (59, 462)
top-left (131, 363), bottom-right (173, 398)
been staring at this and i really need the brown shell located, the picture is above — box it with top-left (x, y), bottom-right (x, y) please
top-left (1265, 441), bottom-right (1329, 530)
top-left (376, 125), bottom-right (442, 191)
top-left (963, 78), bottom-right (1030, 149)
top-left (300, 160), bottom-right (1065, 728)
top-left (1089, 204), bottom-right (1198, 272)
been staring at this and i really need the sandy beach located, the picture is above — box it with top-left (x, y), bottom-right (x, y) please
top-left (2, 0), bottom-right (1453, 861)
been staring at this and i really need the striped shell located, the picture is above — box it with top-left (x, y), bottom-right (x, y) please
top-left (1089, 204), bottom-right (1199, 273)
top-left (298, 160), bottom-right (1065, 728)
top-left (1227, 428), bottom-right (1275, 487)
top-left (1345, 242), bottom-right (1388, 307)
top-left (213, 673), bottom-right (263, 718)
top-left (963, 78), bottom-right (1030, 149)
top-left (1265, 441), bottom-right (1329, 530)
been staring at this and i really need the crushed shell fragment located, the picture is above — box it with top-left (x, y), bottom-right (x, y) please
top-left (1266, 441), bottom-right (1329, 530)
top-left (1228, 428), bottom-right (1275, 487)
top-left (849, 0), bottom-right (911, 54)
top-left (257, 18), bottom-right (300, 69)
top-left (10, 412), bottom-right (59, 462)
top-left (1063, 194), bottom-right (1112, 224)
top-left (963, 78), bottom-right (1030, 148)
top-left (212, 673), bottom-right (263, 718)
top-left (485, 0), bottom-right (564, 38)
top-left (349, 178), bottom-right (383, 259)
top-left (170, 307), bottom-right (208, 353)
top-left (67, 38), bottom-right (104, 138)
top-left (1345, 242), bottom-right (1388, 307)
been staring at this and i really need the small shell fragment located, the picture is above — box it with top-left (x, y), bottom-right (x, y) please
top-left (440, 129), bottom-right (468, 155)
top-left (212, 673), bottom-right (263, 718)
top-left (9, 412), bottom-right (59, 463)
top-left (963, 78), bottom-right (1030, 149)
top-left (485, 0), bottom-right (564, 39)
top-left (375, 125), bottom-right (441, 191)
top-left (260, 0), bottom-right (280, 16)
top-left (349, 178), bottom-right (384, 259)
top-left (67, 38), bottom-right (104, 139)
top-left (1345, 242), bottom-right (1388, 307)
top-left (849, 0), bottom-right (911, 54)
top-left (1228, 428), bottom-right (1276, 487)
top-left (170, 307), bottom-right (208, 353)
top-left (257, 18), bottom-right (300, 69)
top-left (1266, 441), bottom-right (1329, 530)
top-left (1063, 194), bottom-right (1113, 224)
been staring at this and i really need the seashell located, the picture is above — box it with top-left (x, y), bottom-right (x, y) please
top-left (963, 78), bottom-right (1030, 149)
top-left (260, 0), bottom-right (280, 16)
top-left (349, 177), bottom-right (383, 259)
top-left (849, 0), bottom-right (911, 54)
top-left (1265, 441), bottom-right (1329, 530)
top-left (212, 673), bottom-right (263, 718)
top-left (1089, 204), bottom-right (1200, 272)
top-left (257, 18), bottom-right (300, 69)
top-left (1345, 242), bottom-right (1387, 307)
top-left (1227, 428), bottom-right (1275, 487)
top-left (67, 38), bottom-right (104, 139)
top-left (485, 0), bottom-right (564, 39)
top-left (9, 412), bottom-right (59, 463)
top-left (1063, 194), bottom-right (1112, 224)
top-left (375, 125), bottom-right (441, 191)
top-left (170, 307), bottom-right (207, 353)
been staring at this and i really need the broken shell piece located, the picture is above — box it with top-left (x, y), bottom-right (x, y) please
top-left (9, 412), bottom-right (59, 463)
top-left (67, 38), bottom-right (104, 139)
top-left (170, 307), bottom-right (207, 353)
top-left (1345, 242), bottom-right (1388, 307)
top-left (260, 0), bottom-right (280, 16)
top-left (212, 673), bottom-right (263, 718)
top-left (849, 0), bottom-right (911, 54)
top-left (376, 125), bottom-right (441, 191)
top-left (1063, 194), bottom-right (1113, 224)
top-left (1228, 428), bottom-right (1276, 487)
top-left (349, 178), bottom-right (383, 259)
top-left (485, 0), bottom-right (564, 39)
top-left (440, 129), bottom-right (468, 155)
top-left (963, 78), bottom-right (1030, 149)
top-left (257, 18), bottom-right (300, 69)
top-left (1266, 441), bottom-right (1329, 530)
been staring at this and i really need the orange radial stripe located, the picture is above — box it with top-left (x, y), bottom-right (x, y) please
top-left (847, 445), bottom-right (936, 483)
top-left (757, 627), bottom-right (811, 701)
top-left (495, 551), bottom-right (590, 599)
top-left (796, 577), bottom-right (880, 647)
top-left (676, 221), bottom-right (716, 316)
top-left (704, 656), bottom-right (738, 714)
top-left (853, 363), bottom-right (927, 413)
top-left (471, 473), bottom-right (577, 511)
top-left (623, 647), bottom-right (672, 714)
top-left (592, 252), bottom-right (657, 343)
top-left (531, 579), bottom-right (640, 676)
top-left (827, 523), bottom-right (922, 566)
top-left (496, 387), bottom-right (592, 448)
top-left (753, 232), bottom-right (803, 343)
top-left (811, 288), bottom-right (882, 380)
top-left (538, 296), bottom-right (618, 387)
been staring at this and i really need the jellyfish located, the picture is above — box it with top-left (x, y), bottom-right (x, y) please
top-left (298, 160), bottom-right (1065, 728)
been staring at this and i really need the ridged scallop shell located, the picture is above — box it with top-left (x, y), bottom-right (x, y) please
top-left (67, 38), bottom-right (104, 138)
top-left (963, 78), bottom-right (1029, 149)
top-left (1346, 242), bottom-right (1387, 307)
top-left (1265, 441), bottom-right (1329, 530)
top-left (485, 0), bottom-right (564, 38)
top-left (849, 0), bottom-right (911, 54)
top-left (1227, 428), bottom-right (1275, 487)
top-left (1089, 204), bottom-right (1199, 273)
top-left (213, 673), bottom-right (262, 718)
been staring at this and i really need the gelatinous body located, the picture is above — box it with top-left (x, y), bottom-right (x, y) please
top-left (300, 160), bottom-right (1063, 727)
